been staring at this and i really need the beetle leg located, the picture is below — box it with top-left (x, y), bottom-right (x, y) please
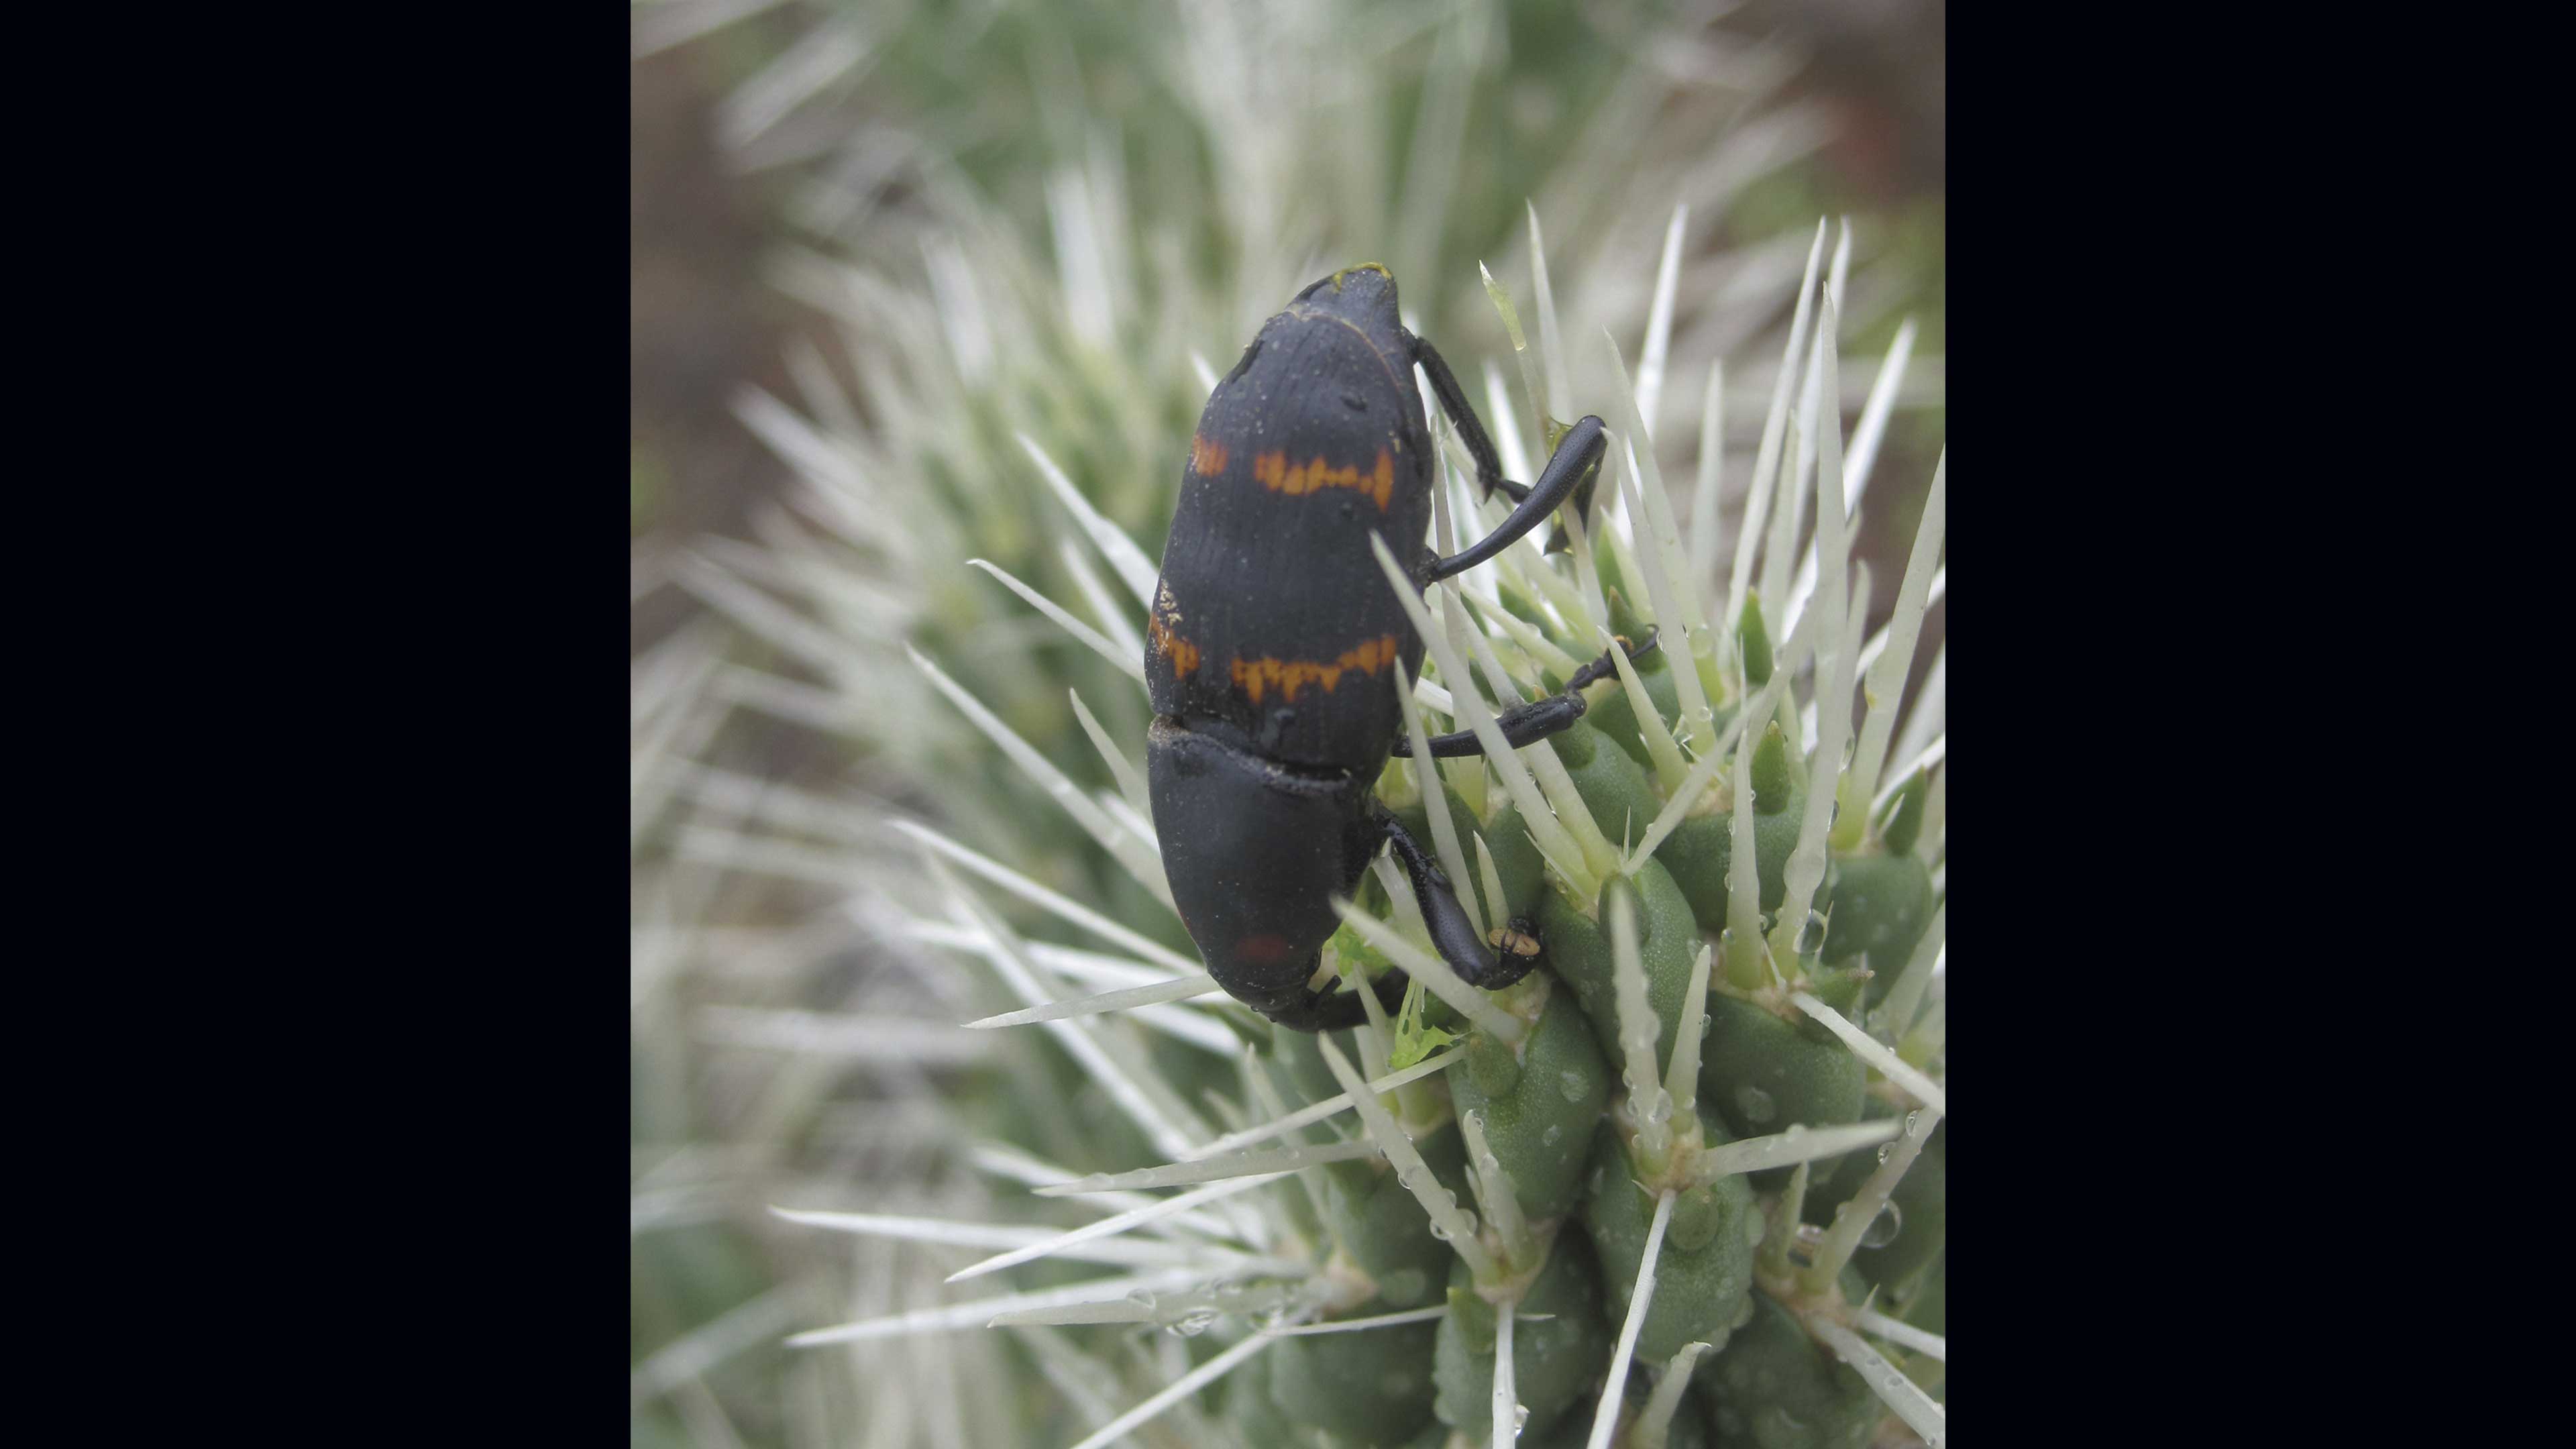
top-left (1377, 811), bottom-right (1543, 991)
top-left (1259, 972), bottom-right (1409, 1033)
top-left (1423, 415), bottom-right (1606, 582)
top-left (1410, 335), bottom-right (1529, 503)
top-left (1389, 629), bottom-right (1659, 759)
top-left (1562, 624), bottom-right (1660, 688)
top-left (1391, 694), bottom-right (1585, 758)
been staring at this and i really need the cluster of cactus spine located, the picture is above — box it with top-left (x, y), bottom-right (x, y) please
top-left (778, 210), bottom-right (1947, 1449)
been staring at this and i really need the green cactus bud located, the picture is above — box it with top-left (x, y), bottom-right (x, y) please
top-left (1582, 638), bottom-right (1673, 767)
top-left (1550, 722), bottom-right (1662, 855)
top-left (1605, 585), bottom-right (1656, 655)
top-left (1448, 981), bottom-right (1610, 1220)
top-left (1801, 960), bottom-right (1871, 1018)
top-left (1696, 994), bottom-right (1866, 1172)
top-left (1267, 1306), bottom-right (1442, 1446)
top-left (1541, 858), bottom-right (1701, 1066)
top-left (1594, 540), bottom-right (1633, 610)
top-left (1654, 758), bottom-right (1805, 936)
top-left (1478, 800), bottom-right (1550, 924)
top-left (1817, 851), bottom-right (1934, 1004)
top-left (1749, 722), bottom-right (1792, 812)
top-left (1737, 596), bottom-right (1773, 686)
top-left (1464, 1027), bottom-right (1525, 1098)
top-left (1879, 769), bottom-right (1929, 856)
top-left (1434, 1232), bottom-right (1611, 1441)
top-left (1579, 1124), bottom-right (1758, 1364)
top-left (1318, 1120), bottom-right (1471, 1309)
top-left (1665, 1180), bottom-right (1727, 1254)
top-left (1808, 1104), bottom-right (1947, 1296)
top-left (1697, 1287), bottom-right (1880, 1449)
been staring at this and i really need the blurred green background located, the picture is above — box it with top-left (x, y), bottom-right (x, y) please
top-left (631, 3), bottom-right (1942, 1444)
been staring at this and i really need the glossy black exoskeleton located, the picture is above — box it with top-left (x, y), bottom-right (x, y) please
top-left (1144, 265), bottom-right (1656, 1031)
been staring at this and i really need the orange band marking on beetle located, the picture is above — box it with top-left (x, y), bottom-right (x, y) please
top-left (1230, 633), bottom-right (1400, 705)
top-left (1189, 433), bottom-right (1228, 476)
top-left (1148, 610), bottom-right (1201, 676)
top-left (1250, 449), bottom-right (1395, 511)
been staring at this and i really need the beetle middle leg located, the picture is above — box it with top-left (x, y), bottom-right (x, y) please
top-left (1375, 810), bottom-right (1544, 992)
top-left (1391, 628), bottom-right (1660, 759)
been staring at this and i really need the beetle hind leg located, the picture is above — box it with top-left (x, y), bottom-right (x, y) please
top-left (1258, 970), bottom-right (1410, 1033)
top-left (1375, 810), bottom-right (1544, 994)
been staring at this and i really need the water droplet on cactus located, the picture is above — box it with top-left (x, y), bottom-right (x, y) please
top-left (1734, 1084), bottom-right (1777, 1123)
top-left (1512, 1403), bottom-right (1530, 1432)
top-left (1558, 1070), bottom-right (1589, 1102)
top-left (1862, 1201), bottom-right (1904, 1248)
top-left (1876, 1142), bottom-right (1895, 1164)
top-left (1126, 1289), bottom-right (1159, 1310)
top-left (1169, 1309), bottom-right (1218, 1337)
top-left (1644, 1095), bottom-right (1672, 1126)
top-left (1428, 1218), bottom-right (1452, 1241)
top-left (1542, 1124), bottom-right (1563, 1146)
top-left (1797, 911), bottom-right (1827, 955)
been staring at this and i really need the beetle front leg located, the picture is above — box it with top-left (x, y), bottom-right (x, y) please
top-left (1390, 628), bottom-right (1660, 759)
top-left (1411, 335), bottom-right (1528, 504)
top-left (1423, 415), bottom-right (1606, 583)
top-left (1375, 811), bottom-right (1543, 992)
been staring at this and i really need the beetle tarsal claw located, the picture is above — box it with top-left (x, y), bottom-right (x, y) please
top-left (1485, 925), bottom-right (1543, 958)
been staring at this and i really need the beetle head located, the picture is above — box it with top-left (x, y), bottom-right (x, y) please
top-left (1293, 264), bottom-right (1401, 330)
top-left (1145, 718), bottom-right (1380, 1025)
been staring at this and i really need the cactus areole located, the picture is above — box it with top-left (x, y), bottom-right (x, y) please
top-left (1144, 265), bottom-right (1654, 1031)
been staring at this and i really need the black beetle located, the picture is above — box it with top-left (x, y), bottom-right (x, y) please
top-left (1144, 265), bottom-right (1656, 1031)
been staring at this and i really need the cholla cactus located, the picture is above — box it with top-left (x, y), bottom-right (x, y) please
top-left (772, 215), bottom-right (1945, 1447)
top-left (633, 5), bottom-right (1943, 1446)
